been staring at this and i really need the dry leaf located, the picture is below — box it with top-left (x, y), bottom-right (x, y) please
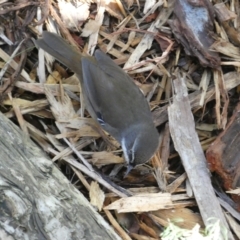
top-left (89, 181), bottom-right (105, 211)
top-left (58, 0), bottom-right (90, 31)
top-left (81, 4), bottom-right (105, 37)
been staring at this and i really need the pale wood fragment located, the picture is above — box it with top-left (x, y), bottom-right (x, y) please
top-left (105, 193), bottom-right (172, 212)
top-left (89, 181), bottom-right (105, 211)
top-left (168, 71), bottom-right (233, 240)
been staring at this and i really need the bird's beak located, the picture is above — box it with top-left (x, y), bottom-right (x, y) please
top-left (124, 164), bottom-right (134, 178)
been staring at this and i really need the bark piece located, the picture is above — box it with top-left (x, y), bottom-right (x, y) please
top-left (0, 112), bottom-right (121, 240)
top-left (168, 71), bottom-right (233, 240)
top-left (169, 0), bottom-right (220, 69)
top-left (206, 102), bottom-right (240, 210)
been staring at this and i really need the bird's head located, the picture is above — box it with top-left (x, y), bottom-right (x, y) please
top-left (121, 124), bottom-right (159, 176)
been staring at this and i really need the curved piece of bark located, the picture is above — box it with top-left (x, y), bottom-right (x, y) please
top-left (168, 0), bottom-right (220, 69)
top-left (0, 112), bottom-right (121, 240)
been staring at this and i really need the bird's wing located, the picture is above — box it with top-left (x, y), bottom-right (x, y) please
top-left (81, 51), bottom-right (152, 134)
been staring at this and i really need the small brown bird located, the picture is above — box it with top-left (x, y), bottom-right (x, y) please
top-left (36, 32), bottom-right (159, 175)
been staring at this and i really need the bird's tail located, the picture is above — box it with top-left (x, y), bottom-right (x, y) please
top-left (35, 32), bottom-right (84, 76)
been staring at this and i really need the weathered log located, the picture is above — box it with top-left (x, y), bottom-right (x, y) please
top-left (0, 112), bottom-right (121, 240)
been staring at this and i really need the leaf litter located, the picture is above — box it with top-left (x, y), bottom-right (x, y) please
top-left (0, 0), bottom-right (240, 239)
